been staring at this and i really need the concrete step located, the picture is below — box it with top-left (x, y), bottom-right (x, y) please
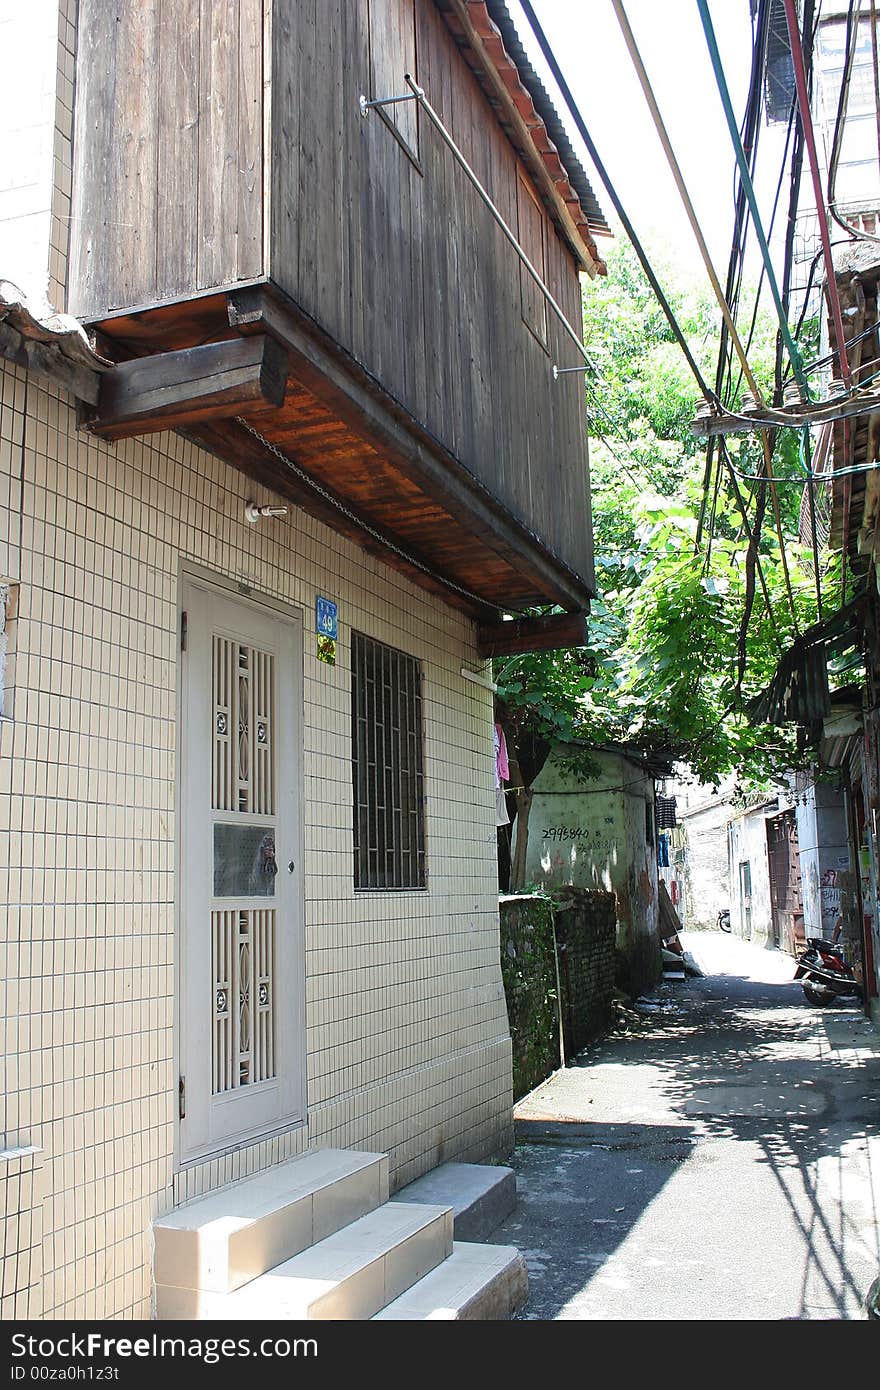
top-left (393, 1161), bottom-right (516, 1241)
top-left (156, 1200), bottom-right (453, 1321)
top-left (154, 1148), bottom-right (388, 1295)
top-left (373, 1242), bottom-right (529, 1320)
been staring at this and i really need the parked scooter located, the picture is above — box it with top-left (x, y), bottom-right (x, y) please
top-left (794, 936), bottom-right (862, 1006)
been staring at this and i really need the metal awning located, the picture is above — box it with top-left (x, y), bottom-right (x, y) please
top-left (748, 599), bottom-right (865, 727)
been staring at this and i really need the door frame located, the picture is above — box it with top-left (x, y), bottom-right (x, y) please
top-left (173, 561), bottom-right (307, 1171)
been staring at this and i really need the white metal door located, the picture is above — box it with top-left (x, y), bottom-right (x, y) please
top-left (178, 576), bottom-right (304, 1163)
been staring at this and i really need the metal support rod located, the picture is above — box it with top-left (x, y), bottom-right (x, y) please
top-left (552, 364), bottom-right (591, 378)
top-left (397, 74), bottom-right (594, 377)
top-left (359, 91), bottom-right (420, 116)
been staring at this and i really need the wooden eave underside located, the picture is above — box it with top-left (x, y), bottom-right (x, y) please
top-left (87, 282), bottom-right (593, 621)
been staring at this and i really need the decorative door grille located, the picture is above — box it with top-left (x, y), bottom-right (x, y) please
top-left (211, 635), bottom-right (278, 1095)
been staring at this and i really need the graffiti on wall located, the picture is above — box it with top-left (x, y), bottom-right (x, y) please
top-left (820, 867), bottom-right (842, 934)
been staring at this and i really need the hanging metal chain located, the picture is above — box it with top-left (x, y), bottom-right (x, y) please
top-left (234, 416), bottom-right (487, 606)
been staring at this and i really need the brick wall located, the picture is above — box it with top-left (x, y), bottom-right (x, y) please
top-left (554, 888), bottom-right (617, 1056)
top-left (500, 889), bottom-right (617, 1100)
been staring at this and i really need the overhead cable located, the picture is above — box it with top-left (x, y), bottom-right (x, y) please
top-left (827, 0), bottom-right (880, 243)
top-left (696, 0), bottom-right (808, 394)
top-left (609, 0), bottom-right (798, 631)
top-left (782, 0), bottom-right (854, 386)
top-left (782, 0), bottom-right (857, 605)
top-left (610, 0), bottom-right (768, 408)
top-left (698, 0), bottom-right (772, 550)
top-left (517, 0), bottom-right (716, 407)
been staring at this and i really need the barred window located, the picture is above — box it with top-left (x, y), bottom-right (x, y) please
top-left (351, 632), bottom-right (426, 890)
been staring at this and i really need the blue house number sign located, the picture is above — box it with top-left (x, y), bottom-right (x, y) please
top-left (316, 597), bottom-right (338, 639)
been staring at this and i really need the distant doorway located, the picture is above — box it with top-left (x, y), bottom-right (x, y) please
top-left (766, 811), bottom-right (804, 954)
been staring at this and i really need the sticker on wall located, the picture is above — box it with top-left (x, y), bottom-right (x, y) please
top-left (316, 596), bottom-right (338, 667)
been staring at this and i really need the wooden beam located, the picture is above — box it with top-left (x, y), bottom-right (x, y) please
top-left (476, 610), bottom-right (588, 658)
top-left (227, 284), bottom-right (594, 612)
top-left (87, 333), bottom-right (288, 439)
top-left (0, 321), bottom-right (102, 405)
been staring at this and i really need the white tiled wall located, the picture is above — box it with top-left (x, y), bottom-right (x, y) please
top-left (0, 1145), bottom-right (45, 1319)
top-left (0, 358), bottom-right (513, 1318)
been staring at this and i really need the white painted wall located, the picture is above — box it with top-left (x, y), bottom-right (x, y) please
top-left (517, 747), bottom-right (660, 981)
top-left (728, 806), bottom-right (774, 946)
top-left (796, 780), bottom-right (852, 940)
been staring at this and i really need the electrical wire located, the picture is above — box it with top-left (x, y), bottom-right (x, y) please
top-left (609, 0), bottom-right (799, 630)
top-left (827, 0), bottom-right (880, 242)
top-left (699, 0), bottom-right (772, 550)
top-left (871, 0), bottom-right (880, 180)
top-left (726, 456), bottom-right (878, 481)
top-left (697, 0), bottom-right (808, 392)
top-left (719, 439), bottom-right (784, 653)
top-left (517, 0), bottom-right (717, 407)
top-left (783, 0), bottom-right (854, 386)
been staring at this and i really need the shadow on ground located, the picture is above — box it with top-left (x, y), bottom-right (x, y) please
top-left (495, 944), bottom-right (880, 1320)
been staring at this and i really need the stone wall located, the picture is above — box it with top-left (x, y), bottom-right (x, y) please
top-left (500, 889), bottom-right (617, 1100)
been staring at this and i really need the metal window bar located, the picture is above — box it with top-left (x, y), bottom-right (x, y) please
top-left (352, 632), bottom-right (426, 890)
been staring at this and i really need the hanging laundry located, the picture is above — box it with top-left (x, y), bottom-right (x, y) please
top-left (493, 723), bottom-right (510, 826)
top-left (657, 834), bottom-right (669, 868)
top-left (494, 722), bottom-right (510, 787)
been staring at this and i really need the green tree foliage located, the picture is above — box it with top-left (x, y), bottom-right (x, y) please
top-left (496, 239), bottom-right (824, 799)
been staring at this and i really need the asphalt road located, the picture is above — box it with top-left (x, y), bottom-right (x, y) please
top-left (493, 931), bottom-right (880, 1320)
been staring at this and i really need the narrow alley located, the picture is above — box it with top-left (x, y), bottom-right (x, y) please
top-left (495, 933), bottom-right (880, 1321)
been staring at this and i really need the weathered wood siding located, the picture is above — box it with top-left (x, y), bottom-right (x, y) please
top-left (269, 0), bottom-right (592, 582)
top-left (69, 0), bottom-right (266, 316)
top-left (68, 0), bottom-right (592, 584)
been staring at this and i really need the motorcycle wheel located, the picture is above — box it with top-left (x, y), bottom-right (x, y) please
top-left (803, 981), bottom-right (835, 1006)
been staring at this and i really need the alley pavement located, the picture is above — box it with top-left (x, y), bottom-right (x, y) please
top-left (493, 931), bottom-right (880, 1320)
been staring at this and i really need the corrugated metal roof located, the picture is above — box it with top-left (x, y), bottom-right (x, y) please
top-left (481, 0), bottom-right (611, 238)
top-left (0, 280), bottom-right (111, 403)
top-left (434, 0), bottom-right (609, 271)
top-left (0, 282), bottom-right (111, 372)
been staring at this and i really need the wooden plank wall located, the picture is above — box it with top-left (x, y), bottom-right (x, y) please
top-left (67, 0), bottom-right (592, 585)
top-left (269, 0), bottom-right (593, 585)
top-left (69, 0), bottom-right (265, 316)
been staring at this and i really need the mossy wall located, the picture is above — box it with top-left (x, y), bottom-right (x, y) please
top-left (500, 889), bottom-right (617, 1100)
